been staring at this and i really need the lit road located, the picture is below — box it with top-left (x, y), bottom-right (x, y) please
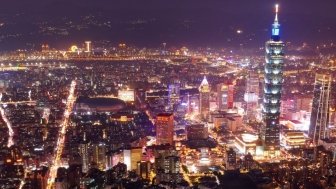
top-left (0, 96), bottom-right (34, 188)
top-left (145, 110), bottom-right (155, 125)
top-left (134, 92), bottom-right (155, 125)
top-left (0, 94), bottom-right (14, 148)
top-left (181, 167), bottom-right (193, 186)
top-left (47, 80), bottom-right (77, 189)
top-left (18, 169), bottom-right (28, 189)
top-left (0, 101), bottom-right (36, 105)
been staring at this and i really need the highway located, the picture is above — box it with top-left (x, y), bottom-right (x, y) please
top-left (47, 80), bottom-right (77, 189)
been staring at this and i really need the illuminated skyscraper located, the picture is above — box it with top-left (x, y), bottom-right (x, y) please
top-left (85, 41), bottom-right (92, 53)
top-left (199, 76), bottom-right (210, 120)
top-left (168, 81), bottom-right (180, 109)
top-left (91, 142), bottom-right (107, 171)
top-left (156, 113), bottom-right (174, 145)
top-left (309, 74), bottom-right (331, 144)
top-left (217, 83), bottom-right (234, 111)
top-left (247, 73), bottom-right (259, 94)
top-left (163, 155), bottom-right (180, 174)
top-left (263, 4), bottom-right (284, 156)
top-left (245, 73), bottom-right (259, 121)
top-left (186, 124), bottom-right (208, 140)
top-left (79, 133), bottom-right (89, 173)
top-left (226, 148), bottom-right (237, 170)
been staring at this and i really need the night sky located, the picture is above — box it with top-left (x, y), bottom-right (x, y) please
top-left (0, 0), bottom-right (335, 49)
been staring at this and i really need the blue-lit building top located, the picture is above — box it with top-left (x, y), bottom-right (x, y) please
top-left (263, 4), bottom-right (285, 155)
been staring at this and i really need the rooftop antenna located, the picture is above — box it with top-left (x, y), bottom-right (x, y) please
top-left (274, 4), bottom-right (279, 23)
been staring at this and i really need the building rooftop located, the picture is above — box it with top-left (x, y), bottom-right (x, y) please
top-left (76, 97), bottom-right (126, 107)
top-left (157, 113), bottom-right (173, 117)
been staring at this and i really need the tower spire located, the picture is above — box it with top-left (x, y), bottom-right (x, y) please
top-left (274, 4), bottom-right (279, 23)
top-left (200, 76), bottom-right (209, 87)
top-left (83, 132), bottom-right (87, 142)
top-left (271, 4), bottom-right (280, 41)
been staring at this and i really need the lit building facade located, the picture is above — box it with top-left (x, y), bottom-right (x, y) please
top-left (217, 83), bottom-right (234, 111)
top-left (79, 140), bottom-right (89, 173)
top-left (118, 89), bottom-right (135, 102)
top-left (226, 148), bottom-right (237, 170)
top-left (245, 72), bottom-right (259, 121)
top-left (123, 147), bottom-right (142, 171)
top-left (84, 41), bottom-right (92, 53)
top-left (164, 155), bottom-right (180, 174)
top-left (235, 133), bottom-right (260, 156)
top-left (91, 143), bottom-right (107, 171)
top-left (246, 72), bottom-right (260, 96)
top-left (168, 81), bottom-right (180, 109)
top-left (137, 161), bottom-right (151, 179)
top-left (263, 4), bottom-right (285, 156)
top-left (280, 130), bottom-right (306, 149)
top-left (156, 113), bottom-right (174, 145)
top-left (309, 74), bottom-right (331, 144)
top-left (186, 124), bottom-right (208, 140)
top-left (199, 76), bottom-right (210, 120)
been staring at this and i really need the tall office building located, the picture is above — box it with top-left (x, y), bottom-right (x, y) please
top-left (309, 74), bottom-right (331, 144)
top-left (246, 72), bottom-right (260, 95)
top-left (226, 148), bottom-right (237, 170)
top-left (245, 73), bottom-right (259, 121)
top-left (156, 113), bottom-right (174, 145)
top-left (163, 155), bottom-right (180, 174)
top-left (123, 147), bottom-right (143, 171)
top-left (91, 142), bottom-right (107, 171)
top-left (217, 83), bottom-right (234, 110)
top-left (84, 41), bottom-right (92, 53)
top-left (168, 81), bottom-right (180, 109)
top-left (186, 124), bottom-right (208, 140)
top-left (199, 76), bottom-right (210, 120)
top-left (263, 4), bottom-right (285, 156)
top-left (137, 161), bottom-right (151, 179)
top-left (79, 133), bottom-right (89, 173)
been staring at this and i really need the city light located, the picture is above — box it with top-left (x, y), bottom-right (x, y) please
top-left (0, 1), bottom-right (335, 189)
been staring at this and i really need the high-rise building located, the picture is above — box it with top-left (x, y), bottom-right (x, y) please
top-left (226, 148), bottom-right (237, 170)
top-left (164, 155), bottom-right (180, 174)
top-left (309, 74), bottom-right (331, 144)
top-left (245, 73), bottom-right (259, 121)
top-left (137, 161), bottom-right (151, 179)
top-left (131, 148), bottom-right (142, 171)
top-left (84, 41), bottom-right (92, 53)
top-left (91, 142), bottom-right (107, 171)
top-left (122, 147), bottom-right (142, 171)
top-left (152, 146), bottom-right (182, 184)
top-left (168, 81), bottom-right (180, 109)
top-left (156, 113), bottom-right (174, 145)
top-left (186, 124), bottom-right (208, 140)
top-left (199, 76), bottom-right (210, 120)
top-left (152, 145), bottom-right (175, 173)
top-left (246, 72), bottom-right (260, 95)
top-left (217, 83), bottom-right (234, 111)
top-left (79, 134), bottom-right (89, 173)
top-left (263, 4), bottom-right (285, 157)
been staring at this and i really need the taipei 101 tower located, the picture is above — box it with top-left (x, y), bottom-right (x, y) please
top-left (262, 4), bottom-right (285, 157)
